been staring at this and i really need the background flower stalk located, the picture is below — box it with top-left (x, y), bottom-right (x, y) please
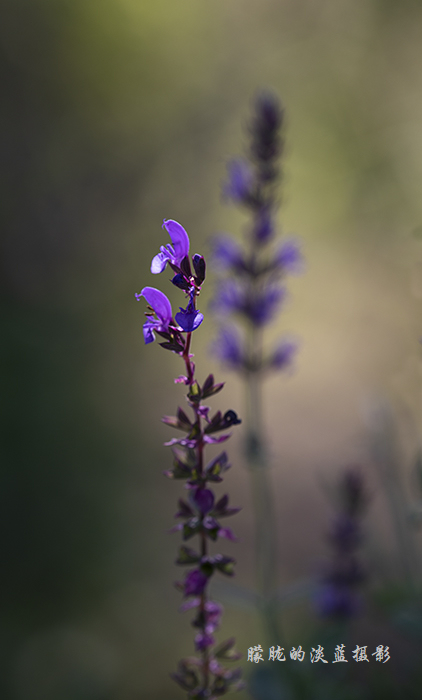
top-left (211, 92), bottom-right (303, 643)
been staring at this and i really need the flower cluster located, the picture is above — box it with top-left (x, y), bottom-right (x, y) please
top-left (210, 92), bottom-right (303, 374)
top-left (136, 220), bottom-right (243, 698)
top-left (315, 467), bottom-right (368, 619)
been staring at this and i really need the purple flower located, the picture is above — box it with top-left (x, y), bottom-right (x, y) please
top-left (223, 159), bottom-right (254, 204)
top-left (195, 632), bottom-right (215, 651)
top-left (136, 286), bottom-right (173, 344)
top-left (175, 292), bottom-right (204, 332)
top-left (276, 238), bottom-right (304, 275)
top-left (211, 235), bottom-right (243, 271)
top-left (190, 487), bottom-right (215, 515)
top-left (271, 337), bottom-right (298, 370)
top-left (184, 568), bottom-right (209, 597)
top-left (151, 219), bottom-right (190, 274)
top-left (211, 326), bottom-right (244, 369)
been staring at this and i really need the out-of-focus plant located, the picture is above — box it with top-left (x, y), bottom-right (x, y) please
top-left (210, 92), bottom-right (303, 643)
top-left (136, 219), bottom-right (244, 698)
top-left (315, 467), bottom-right (368, 621)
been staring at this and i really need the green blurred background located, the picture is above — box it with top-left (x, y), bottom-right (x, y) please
top-left (3, 1), bottom-right (422, 698)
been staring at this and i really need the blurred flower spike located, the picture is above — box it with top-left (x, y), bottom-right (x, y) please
top-left (210, 90), bottom-right (304, 376)
top-left (315, 467), bottom-right (368, 620)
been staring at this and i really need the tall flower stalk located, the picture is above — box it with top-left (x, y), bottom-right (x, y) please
top-left (136, 219), bottom-right (243, 699)
top-left (210, 93), bottom-right (303, 641)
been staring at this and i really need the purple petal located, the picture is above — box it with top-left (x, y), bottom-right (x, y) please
top-left (151, 250), bottom-right (171, 274)
top-left (179, 597), bottom-right (200, 612)
top-left (162, 219), bottom-right (190, 262)
top-left (203, 433), bottom-right (231, 444)
top-left (175, 308), bottom-right (204, 332)
top-left (276, 238), bottom-right (304, 275)
top-left (140, 286), bottom-right (172, 324)
top-left (142, 320), bottom-right (158, 344)
top-left (211, 235), bottom-right (243, 271)
top-left (195, 632), bottom-right (215, 651)
top-left (223, 158), bottom-right (254, 203)
top-left (191, 488), bottom-right (215, 515)
top-left (218, 527), bottom-right (238, 541)
top-left (184, 568), bottom-right (209, 596)
top-left (271, 338), bottom-right (298, 370)
top-left (211, 326), bottom-right (244, 369)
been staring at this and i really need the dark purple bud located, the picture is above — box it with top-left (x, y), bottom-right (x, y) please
top-left (184, 568), bottom-right (209, 596)
top-left (180, 255), bottom-right (192, 278)
top-left (223, 410), bottom-right (241, 427)
top-left (255, 91), bottom-right (283, 134)
top-left (253, 207), bottom-right (274, 243)
top-left (250, 91), bottom-right (283, 168)
top-left (195, 632), bottom-right (215, 651)
top-left (172, 273), bottom-right (191, 292)
top-left (190, 487), bottom-right (215, 515)
top-left (192, 254), bottom-right (206, 284)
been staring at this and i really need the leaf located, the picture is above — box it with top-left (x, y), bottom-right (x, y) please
top-left (176, 545), bottom-right (201, 565)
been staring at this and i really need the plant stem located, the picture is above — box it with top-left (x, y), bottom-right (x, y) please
top-left (245, 320), bottom-right (282, 645)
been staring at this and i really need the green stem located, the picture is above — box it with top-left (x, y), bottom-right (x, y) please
top-left (245, 322), bottom-right (282, 645)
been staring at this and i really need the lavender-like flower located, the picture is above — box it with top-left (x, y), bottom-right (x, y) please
top-left (211, 91), bottom-right (303, 375)
top-left (210, 92), bottom-right (303, 644)
top-left (136, 220), bottom-right (243, 698)
top-left (315, 467), bottom-right (368, 620)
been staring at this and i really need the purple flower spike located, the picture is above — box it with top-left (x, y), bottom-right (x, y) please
top-left (151, 219), bottom-right (190, 274)
top-left (175, 293), bottom-right (204, 332)
top-left (184, 568), bottom-right (209, 597)
top-left (137, 286), bottom-right (173, 344)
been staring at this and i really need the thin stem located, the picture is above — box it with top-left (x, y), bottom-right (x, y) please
top-left (185, 322), bottom-right (210, 692)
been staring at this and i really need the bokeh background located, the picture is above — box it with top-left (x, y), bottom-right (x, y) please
top-left (3, 1), bottom-right (422, 698)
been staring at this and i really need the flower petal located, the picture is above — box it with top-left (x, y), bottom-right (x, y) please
top-left (140, 286), bottom-right (172, 324)
top-left (162, 219), bottom-right (190, 262)
top-left (151, 251), bottom-right (170, 274)
top-left (175, 308), bottom-right (204, 332)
